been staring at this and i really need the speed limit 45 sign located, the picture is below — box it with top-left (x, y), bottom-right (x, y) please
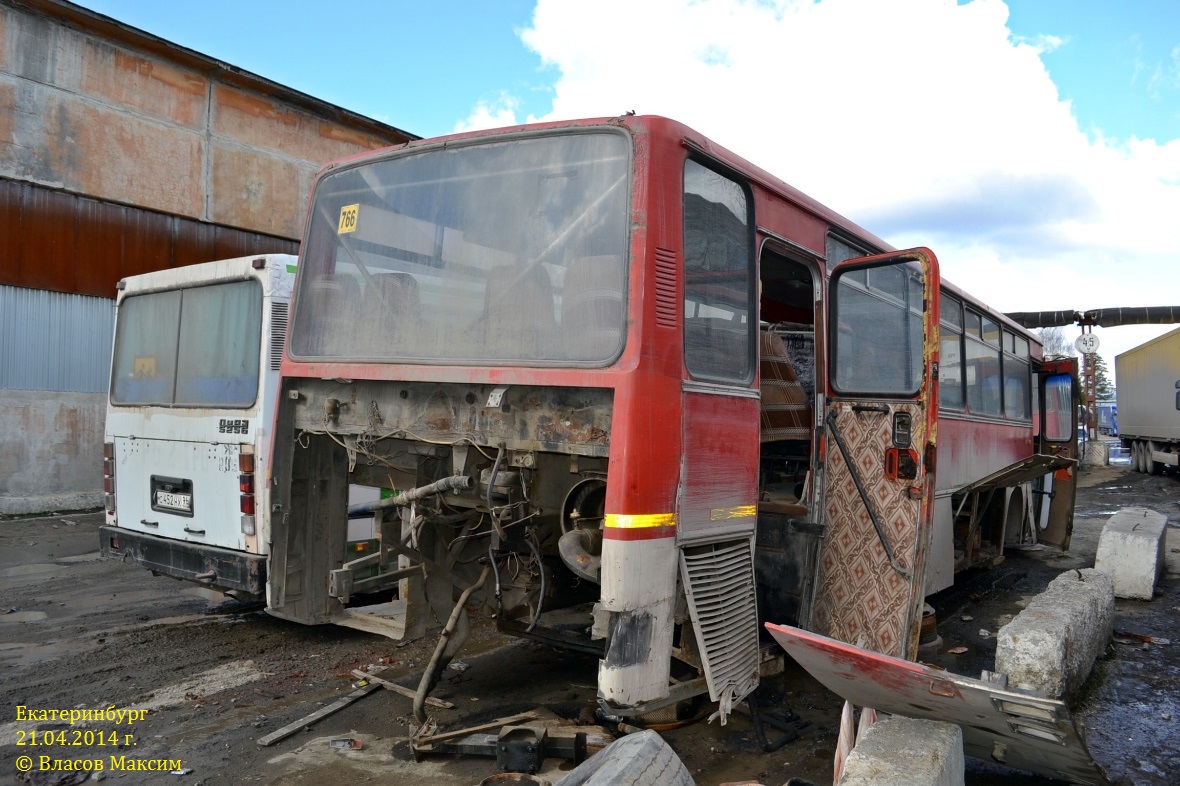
top-left (1075, 334), bottom-right (1100, 354)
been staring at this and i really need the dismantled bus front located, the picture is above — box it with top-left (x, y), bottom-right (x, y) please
top-left (267, 116), bottom-right (1072, 725)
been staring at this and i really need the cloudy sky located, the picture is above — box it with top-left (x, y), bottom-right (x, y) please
top-left (76, 0), bottom-right (1180, 375)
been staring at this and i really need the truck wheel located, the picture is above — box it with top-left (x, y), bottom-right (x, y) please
top-left (1148, 442), bottom-right (1164, 476)
top-left (1133, 441), bottom-right (1145, 473)
top-left (555, 730), bottom-right (695, 786)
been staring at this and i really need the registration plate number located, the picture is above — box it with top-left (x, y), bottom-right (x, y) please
top-left (155, 491), bottom-right (192, 512)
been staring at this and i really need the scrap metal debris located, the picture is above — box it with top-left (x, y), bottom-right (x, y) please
top-left (1113, 630), bottom-right (1171, 647)
top-left (256, 681), bottom-right (381, 746)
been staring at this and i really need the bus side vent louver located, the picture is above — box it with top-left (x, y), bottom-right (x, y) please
top-left (270, 302), bottom-right (289, 371)
top-left (654, 247), bottom-right (678, 327)
top-left (679, 536), bottom-right (760, 722)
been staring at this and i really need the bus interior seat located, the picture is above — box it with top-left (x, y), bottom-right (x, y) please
top-left (759, 328), bottom-right (811, 442)
top-left (561, 255), bottom-right (624, 360)
top-left (305, 273), bottom-right (360, 355)
top-left (758, 327), bottom-right (813, 513)
top-left (483, 264), bottom-right (558, 357)
top-left (362, 272), bottom-right (420, 354)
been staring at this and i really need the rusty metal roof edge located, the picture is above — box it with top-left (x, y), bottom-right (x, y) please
top-left (9, 0), bottom-right (421, 144)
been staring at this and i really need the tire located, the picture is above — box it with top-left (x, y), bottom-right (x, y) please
top-left (1148, 442), bottom-right (1164, 476)
top-left (555, 730), bottom-right (695, 786)
top-left (1133, 441), bottom-right (1145, 473)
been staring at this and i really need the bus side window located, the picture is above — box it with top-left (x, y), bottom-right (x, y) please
top-left (939, 293), bottom-right (964, 409)
top-left (682, 159), bottom-right (754, 384)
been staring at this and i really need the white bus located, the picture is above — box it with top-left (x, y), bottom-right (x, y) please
top-left (100, 254), bottom-right (296, 598)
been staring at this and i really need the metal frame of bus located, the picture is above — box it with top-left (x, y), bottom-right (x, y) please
top-left (100, 254), bottom-right (296, 597)
top-left (265, 116), bottom-right (1077, 724)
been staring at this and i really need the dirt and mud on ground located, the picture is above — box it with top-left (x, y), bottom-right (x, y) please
top-left (2, 460), bottom-right (1178, 786)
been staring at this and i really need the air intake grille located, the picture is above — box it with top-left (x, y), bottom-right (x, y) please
top-left (654, 247), bottom-right (677, 327)
top-left (679, 536), bottom-right (760, 720)
top-left (269, 302), bottom-right (289, 371)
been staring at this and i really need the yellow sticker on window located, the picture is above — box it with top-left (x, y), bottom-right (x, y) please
top-left (133, 356), bottom-right (157, 378)
top-left (338, 204), bottom-right (359, 234)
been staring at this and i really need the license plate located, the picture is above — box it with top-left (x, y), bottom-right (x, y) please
top-left (155, 490), bottom-right (192, 512)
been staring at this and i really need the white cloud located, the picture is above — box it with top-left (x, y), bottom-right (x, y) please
top-left (486, 0), bottom-right (1180, 368)
top-left (1016, 33), bottom-right (1067, 55)
top-left (454, 92), bottom-right (524, 133)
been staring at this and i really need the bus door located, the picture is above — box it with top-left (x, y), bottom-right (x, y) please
top-left (1036, 359), bottom-right (1079, 549)
top-left (811, 249), bottom-right (939, 659)
top-left (674, 158), bottom-right (762, 719)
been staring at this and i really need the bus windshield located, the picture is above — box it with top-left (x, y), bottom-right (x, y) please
top-left (291, 130), bottom-right (631, 365)
top-left (110, 280), bottom-right (263, 407)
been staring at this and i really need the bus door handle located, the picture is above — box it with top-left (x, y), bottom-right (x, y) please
top-left (140, 519), bottom-right (159, 528)
top-left (183, 526), bottom-right (206, 536)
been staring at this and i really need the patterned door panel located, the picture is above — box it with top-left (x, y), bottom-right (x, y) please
top-left (811, 401), bottom-right (931, 659)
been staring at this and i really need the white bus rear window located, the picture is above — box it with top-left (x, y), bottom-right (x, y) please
top-left (111, 280), bottom-right (263, 408)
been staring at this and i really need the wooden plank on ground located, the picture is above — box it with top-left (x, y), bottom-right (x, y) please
top-left (415, 710), bottom-right (541, 745)
top-left (256, 682), bottom-right (381, 746)
top-left (350, 669), bottom-right (454, 709)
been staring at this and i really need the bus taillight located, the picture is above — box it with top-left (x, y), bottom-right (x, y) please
top-left (103, 441), bottom-right (116, 516)
top-left (239, 447), bottom-right (256, 534)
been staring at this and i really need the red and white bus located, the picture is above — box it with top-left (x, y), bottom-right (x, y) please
top-left (264, 115), bottom-right (1078, 724)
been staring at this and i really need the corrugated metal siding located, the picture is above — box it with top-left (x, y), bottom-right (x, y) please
top-left (0, 285), bottom-right (115, 393)
top-left (0, 178), bottom-right (300, 299)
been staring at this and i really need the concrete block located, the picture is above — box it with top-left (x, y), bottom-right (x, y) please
top-left (838, 717), bottom-right (964, 786)
top-left (1094, 506), bottom-right (1167, 600)
top-left (1082, 440), bottom-right (1109, 465)
top-left (995, 569), bottom-right (1114, 699)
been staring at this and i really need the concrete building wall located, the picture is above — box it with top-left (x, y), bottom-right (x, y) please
top-left (1, 0), bottom-right (413, 245)
top-left (0, 390), bottom-right (105, 514)
top-left (0, 0), bottom-right (417, 515)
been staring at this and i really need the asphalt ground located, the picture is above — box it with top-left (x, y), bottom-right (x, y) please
top-left (1, 460), bottom-right (1176, 785)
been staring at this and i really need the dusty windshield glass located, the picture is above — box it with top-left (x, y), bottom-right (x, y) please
top-left (291, 131), bottom-right (630, 365)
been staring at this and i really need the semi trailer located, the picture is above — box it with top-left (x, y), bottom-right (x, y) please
top-left (1117, 326), bottom-right (1180, 474)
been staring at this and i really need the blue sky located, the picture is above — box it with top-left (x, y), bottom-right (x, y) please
top-left (72, 0), bottom-right (1180, 370)
top-left (1006, 0), bottom-right (1180, 143)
